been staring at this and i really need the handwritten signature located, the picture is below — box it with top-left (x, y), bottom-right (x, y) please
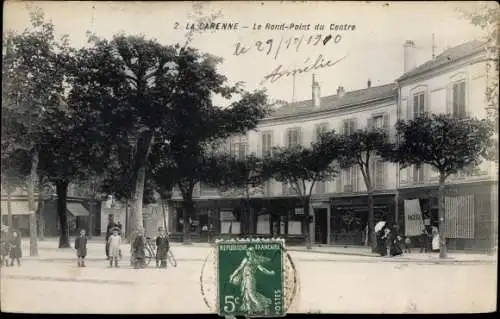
top-left (234, 34), bottom-right (342, 60)
top-left (260, 54), bottom-right (348, 85)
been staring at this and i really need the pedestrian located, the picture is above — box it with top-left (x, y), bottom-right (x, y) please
top-left (105, 215), bottom-right (116, 260)
top-left (132, 230), bottom-right (146, 269)
top-left (9, 231), bottom-right (22, 267)
top-left (419, 228), bottom-right (429, 253)
top-left (404, 237), bottom-right (412, 253)
top-left (155, 229), bottom-right (170, 268)
top-left (431, 226), bottom-right (440, 252)
top-left (74, 229), bottom-right (88, 267)
top-left (1, 228), bottom-right (10, 267)
top-left (376, 226), bottom-right (388, 256)
top-left (107, 228), bottom-right (122, 268)
top-left (389, 226), bottom-right (403, 257)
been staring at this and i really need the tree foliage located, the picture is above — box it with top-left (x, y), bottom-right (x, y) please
top-left (388, 113), bottom-right (494, 178)
top-left (264, 141), bottom-right (341, 248)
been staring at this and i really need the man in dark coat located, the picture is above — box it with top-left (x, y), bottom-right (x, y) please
top-left (155, 229), bottom-right (170, 268)
top-left (132, 230), bottom-right (146, 269)
top-left (75, 229), bottom-right (88, 267)
top-left (389, 226), bottom-right (403, 257)
top-left (9, 231), bottom-right (22, 266)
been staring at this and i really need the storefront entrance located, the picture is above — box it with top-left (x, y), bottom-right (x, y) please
top-left (314, 208), bottom-right (328, 244)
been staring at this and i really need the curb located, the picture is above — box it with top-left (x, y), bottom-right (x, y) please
top-left (287, 248), bottom-right (497, 264)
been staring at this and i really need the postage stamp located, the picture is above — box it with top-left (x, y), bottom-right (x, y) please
top-left (216, 238), bottom-right (286, 317)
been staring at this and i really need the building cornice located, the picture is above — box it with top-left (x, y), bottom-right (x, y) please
top-left (259, 95), bottom-right (397, 126)
top-left (397, 53), bottom-right (489, 87)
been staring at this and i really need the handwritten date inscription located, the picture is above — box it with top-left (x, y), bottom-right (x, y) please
top-left (234, 34), bottom-right (342, 60)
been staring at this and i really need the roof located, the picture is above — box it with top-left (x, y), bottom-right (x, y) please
top-left (268, 83), bottom-right (397, 119)
top-left (397, 40), bottom-right (487, 82)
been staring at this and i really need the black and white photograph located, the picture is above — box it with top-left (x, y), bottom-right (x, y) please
top-left (1, 0), bottom-right (498, 315)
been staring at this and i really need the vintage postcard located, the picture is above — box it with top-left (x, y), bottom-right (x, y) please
top-left (1, 0), bottom-right (498, 315)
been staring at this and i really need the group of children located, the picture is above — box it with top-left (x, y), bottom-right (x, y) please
top-left (0, 230), bottom-right (23, 267)
top-left (74, 227), bottom-right (172, 269)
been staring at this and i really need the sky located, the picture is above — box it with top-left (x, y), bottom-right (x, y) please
top-left (3, 1), bottom-right (489, 106)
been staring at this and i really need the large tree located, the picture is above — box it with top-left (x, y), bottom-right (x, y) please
top-left (150, 89), bottom-right (269, 243)
top-left (264, 140), bottom-right (342, 249)
top-left (2, 8), bottom-right (71, 255)
top-left (202, 153), bottom-right (266, 235)
top-left (387, 113), bottom-right (494, 258)
top-left (321, 127), bottom-right (392, 252)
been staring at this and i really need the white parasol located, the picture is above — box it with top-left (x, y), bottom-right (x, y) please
top-left (374, 221), bottom-right (387, 233)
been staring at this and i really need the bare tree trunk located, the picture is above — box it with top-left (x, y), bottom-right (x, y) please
top-left (182, 191), bottom-right (194, 244)
top-left (37, 180), bottom-right (45, 241)
top-left (27, 150), bottom-right (39, 256)
top-left (303, 196), bottom-right (312, 250)
top-left (6, 182), bottom-right (13, 236)
top-left (56, 180), bottom-right (70, 248)
top-left (131, 131), bottom-right (154, 234)
top-left (438, 174), bottom-right (448, 259)
top-left (367, 190), bottom-right (376, 253)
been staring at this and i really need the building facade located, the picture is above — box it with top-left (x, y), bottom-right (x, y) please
top-left (395, 40), bottom-right (498, 251)
top-left (169, 77), bottom-right (399, 246)
top-left (168, 39), bottom-right (497, 252)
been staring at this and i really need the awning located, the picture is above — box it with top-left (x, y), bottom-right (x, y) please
top-left (0, 201), bottom-right (35, 216)
top-left (67, 203), bottom-right (90, 217)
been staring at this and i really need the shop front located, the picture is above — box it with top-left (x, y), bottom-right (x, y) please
top-left (398, 180), bottom-right (496, 252)
top-left (329, 194), bottom-right (396, 246)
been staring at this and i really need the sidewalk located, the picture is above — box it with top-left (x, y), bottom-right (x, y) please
top-left (21, 237), bottom-right (497, 264)
top-left (287, 245), bottom-right (498, 263)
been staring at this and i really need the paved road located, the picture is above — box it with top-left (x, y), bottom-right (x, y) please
top-left (1, 247), bottom-right (497, 314)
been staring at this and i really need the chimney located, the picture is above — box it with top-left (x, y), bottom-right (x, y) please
top-left (312, 73), bottom-right (321, 109)
top-left (403, 40), bottom-right (417, 73)
top-left (367, 79), bottom-right (372, 88)
top-left (337, 85), bottom-right (345, 97)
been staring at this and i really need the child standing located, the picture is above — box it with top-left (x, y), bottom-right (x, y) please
top-left (9, 231), bottom-right (22, 267)
top-left (107, 228), bottom-right (121, 268)
top-left (155, 229), bottom-right (170, 268)
top-left (74, 229), bottom-right (88, 267)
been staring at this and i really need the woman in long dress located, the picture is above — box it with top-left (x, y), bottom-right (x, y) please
top-left (229, 247), bottom-right (276, 314)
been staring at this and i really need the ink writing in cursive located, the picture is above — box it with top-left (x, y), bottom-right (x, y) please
top-left (260, 54), bottom-right (348, 85)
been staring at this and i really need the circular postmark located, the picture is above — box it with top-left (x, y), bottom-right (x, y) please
top-left (200, 238), bottom-right (300, 317)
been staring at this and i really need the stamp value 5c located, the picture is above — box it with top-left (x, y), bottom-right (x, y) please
top-left (216, 238), bottom-right (286, 317)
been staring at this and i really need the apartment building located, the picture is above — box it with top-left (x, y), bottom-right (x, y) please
top-left (396, 40), bottom-right (498, 251)
top-left (169, 76), bottom-right (399, 245)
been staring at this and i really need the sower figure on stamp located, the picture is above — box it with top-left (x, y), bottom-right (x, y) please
top-left (155, 229), bottom-right (170, 268)
top-left (107, 228), bottom-right (121, 268)
top-left (75, 229), bottom-right (88, 267)
top-left (229, 247), bottom-right (275, 315)
top-left (132, 230), bottom-right (146, 269)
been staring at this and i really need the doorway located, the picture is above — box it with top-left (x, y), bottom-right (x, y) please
top-left (314, 208), bottom-right (328, 244)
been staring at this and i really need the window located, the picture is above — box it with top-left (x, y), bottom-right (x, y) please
top-left (343, 119), bottom-right (357, 136)
top-left (314, 123), bottom-right (329, 142)
top-left (287, 128), bottom-right (301, 148)
top-left (261, 131), bottom-right (272, 157)
top-left (343, 167), bottom-right (356, 192)
top-left (373, 115), bottom-right (384, 129)
top-left (231, 136), bottom-right (247, 160)
top-left (413, 165), bottom-right (424, 183)
top-left (315, 181), bottom-right (326, 194)
top-left (374, 159), bottom-right (385, 188)
top-left (413, 92), bottom-right (425, 119)
top-left (452, 81), bottom-right (466, 117)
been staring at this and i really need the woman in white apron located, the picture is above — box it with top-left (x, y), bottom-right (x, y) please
top-left (431, 226), bottom-right (440, 252)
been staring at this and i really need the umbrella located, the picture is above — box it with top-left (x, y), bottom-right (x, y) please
top-left (374, 221), bottom-right (387, 233)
